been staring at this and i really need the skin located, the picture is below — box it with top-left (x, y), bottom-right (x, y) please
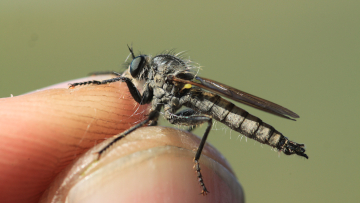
top-left (0, 75), bottom-right (244, 203)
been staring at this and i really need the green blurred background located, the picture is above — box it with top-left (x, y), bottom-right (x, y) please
top-left (1, 0), bottom-right (359, 202)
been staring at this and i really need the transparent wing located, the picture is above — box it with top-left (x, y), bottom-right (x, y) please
top-left (169, 75), bottom-right (299, 120)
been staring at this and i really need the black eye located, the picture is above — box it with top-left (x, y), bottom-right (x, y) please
top-left (130, 55), bottom-right (146, 77)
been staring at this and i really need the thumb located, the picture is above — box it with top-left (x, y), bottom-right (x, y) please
top-left (40, 126), bottom-right (244, 203)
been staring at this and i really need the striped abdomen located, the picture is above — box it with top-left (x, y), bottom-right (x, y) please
top-left (184, 91), bottom-right (308, 158)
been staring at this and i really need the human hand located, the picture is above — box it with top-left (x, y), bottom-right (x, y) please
top-left (0, 75), bottom-right (244, 203)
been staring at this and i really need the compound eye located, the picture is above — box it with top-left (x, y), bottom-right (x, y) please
top-left (130, 56), bottom-right (146, 77)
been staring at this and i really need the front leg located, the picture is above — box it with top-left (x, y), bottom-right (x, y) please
top-left (69, 72), bottom-right (122, 88)
top-left (69, 76), bottom-right (153, 104)
top-left (167, 109), bottom-right (212, 195)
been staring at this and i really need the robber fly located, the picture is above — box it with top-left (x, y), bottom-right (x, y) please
top-left (69, 46), bottom-right (308, 195)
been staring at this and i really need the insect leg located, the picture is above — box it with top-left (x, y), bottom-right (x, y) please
top-left (168, 111), bottom-right (212, 195)
top-left (174, 109), bottom-right (199, 132)
top-left (194, 116), bottom-right (212, 195)
top-left (97, 110), bottom-right (159, 159)
top-left (70, 76), bottom-right (153, 104)
top-left (69, 76), bottom-right (124, 89)
top-left (69, 73), bottom-right (124, 89)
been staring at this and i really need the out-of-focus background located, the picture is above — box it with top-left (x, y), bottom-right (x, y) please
top-left (1, 1), bottom-right (359, 202)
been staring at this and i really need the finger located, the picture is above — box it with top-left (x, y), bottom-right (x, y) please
top-left (0, 75), bottom-right (150, 203)
top-left (40, 127), bottom-right (244, 203)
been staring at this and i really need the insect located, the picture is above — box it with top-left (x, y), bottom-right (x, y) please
top-left (69, 46), bottom-right (308, 195)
